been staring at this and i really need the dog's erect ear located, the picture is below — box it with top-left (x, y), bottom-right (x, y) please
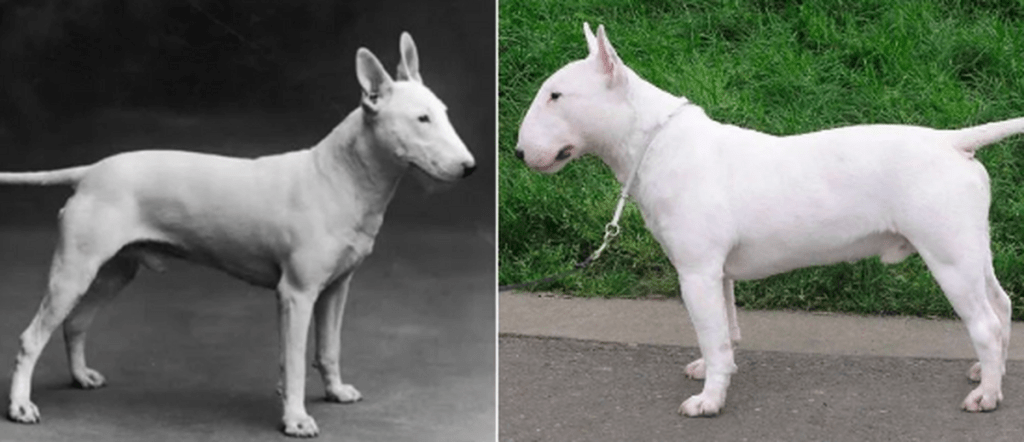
top-left (583, 22), bottom-right (598, 56)
top-left (592, 24), bottom-right (625, 88)
top-left (356, 48), bottom-right (394, 114)
top-left (396, 31), bottom-right (422, 83)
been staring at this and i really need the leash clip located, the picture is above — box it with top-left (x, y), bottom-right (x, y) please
top-left (603, 222), bottom-right (621, 241)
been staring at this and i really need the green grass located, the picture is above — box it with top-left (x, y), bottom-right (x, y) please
top-left (499, 0), bottom-right (1024, 320)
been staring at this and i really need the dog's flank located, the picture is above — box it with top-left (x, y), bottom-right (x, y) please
top-left (517, 22), bottom-right (1013, 418)
top-left (4, 32), bottom-right (474, 438)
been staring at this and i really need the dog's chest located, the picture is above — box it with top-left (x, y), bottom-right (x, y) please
top-left (324, 229), bottom-right (376, 275)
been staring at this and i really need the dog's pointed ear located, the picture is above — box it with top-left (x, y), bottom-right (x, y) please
top-left (592, 24), bottom-right (626, 88)
top-left (583, 22), bottom-right (598, 56)
top-left (356, 48), bottom-right (394, 114)
top-left (396, 31), bottom-right (422, 83)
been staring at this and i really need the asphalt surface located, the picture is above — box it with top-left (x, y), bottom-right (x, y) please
top-left (0, 223), bottom-right (494, 442)
top-left (500, 336), bottom-right (1024, 442)
top-left (499, 293), bottom-right (1024, 442)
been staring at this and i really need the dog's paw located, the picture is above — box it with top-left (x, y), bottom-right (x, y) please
top-left (684, 358), bottom-right (706, 380)
top-left (678, 393), bottom-right (724, 417)
top-left (72, 367), bottom-right (107, 389)
top-left (282, 413), bottom-right (319, 438)
top-left (326, 384), bottom-right (362, 403)
top-left (962, 386), bottom-right (1001, 412)
top-left (7, 400), bottom-right (41, 424)
top-left (967, 362), bottom-right (982, 382)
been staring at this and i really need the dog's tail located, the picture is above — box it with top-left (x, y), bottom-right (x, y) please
top-left (0, 166), bottom-right (90, 186)
top-left (950, 116), bottom-right (1024, 155)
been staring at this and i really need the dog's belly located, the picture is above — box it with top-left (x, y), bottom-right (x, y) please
top-left (123, 240), bottom-right (282, 288)
top-left (723, 231), bottom-right (913, 280)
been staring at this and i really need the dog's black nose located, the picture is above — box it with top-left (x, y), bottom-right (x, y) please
top-left (462, 163), bottom-right (477, 178)
top-left (555, 145), bottom-right (573, 161)
top-left (514, 149), bottom-right (525, 160)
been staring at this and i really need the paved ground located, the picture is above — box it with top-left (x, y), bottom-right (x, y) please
top-left (499, 292), bottom-right (1024, 442)
top-left (499, 292), bottom-right (1024, 360)
top-left (0, 224), bottom-right (494, 442)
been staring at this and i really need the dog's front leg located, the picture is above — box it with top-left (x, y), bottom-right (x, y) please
top-left (313, 272), bottom-right (362, 403)
top-left (677, 272), bottom-right (737, 417)
top-left (684, 278), bottom-right (741, 380)
top-left (277, 280), bottom-right (320, 438)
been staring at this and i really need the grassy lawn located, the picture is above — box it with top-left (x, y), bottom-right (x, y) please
top-left (498, 0), bottom-right (1024, 320)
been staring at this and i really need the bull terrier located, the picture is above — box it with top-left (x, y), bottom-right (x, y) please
top-left (516, 22), bottom-right (1021, 417)
top-left (3, 32), bottom-right (475, 437)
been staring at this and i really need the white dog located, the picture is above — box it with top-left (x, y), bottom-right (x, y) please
top-left (516, 23), bottom-right (1023, 416)
top-left (3, 32), bottom-right (475, 437)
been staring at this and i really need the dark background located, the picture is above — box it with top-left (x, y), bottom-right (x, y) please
top-left (0, 0), bottom-right (495, 228)
top-left (0, 1), bottom-right (495, 440)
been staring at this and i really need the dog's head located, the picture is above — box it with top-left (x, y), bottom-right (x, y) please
top-left (515, 23), bottom-right (636, 173)
top-left (356, 33), bottom-right (476, 182)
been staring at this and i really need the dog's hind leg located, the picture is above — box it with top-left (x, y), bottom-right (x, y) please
top-left (63, 254), bottom-right (139, 389)
top-left (314, 272), bottom-right (362, 403)
top-left (8, 203), bottom-right (124, 423)
top-left (988, 267), bottom-right (1011, 376)
top-left (919, 250), bottom-right (1004, 412)
top-left (684, 278), bottom-right (741, 381)
top-left (968, 264), bottom-right (1011, 383)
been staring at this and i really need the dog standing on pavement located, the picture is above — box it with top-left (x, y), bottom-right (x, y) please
top-left (516, 23), bottom-right (1021, 417)
top-left (3, 32), bottom-right (475, 438)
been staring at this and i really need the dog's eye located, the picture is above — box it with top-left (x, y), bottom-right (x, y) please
top-left (550, 92), bottom-right (562, 101)
top-left (418, 114), bottom-right (430, 123)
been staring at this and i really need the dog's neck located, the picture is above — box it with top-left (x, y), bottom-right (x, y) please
top-left (592, 69), bottom-right (700, 185)
top-left (311, 108), bottom-right (407, 236)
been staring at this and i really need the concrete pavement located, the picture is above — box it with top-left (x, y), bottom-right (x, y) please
top-left (499, 291), bottom-right (1024, 360)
